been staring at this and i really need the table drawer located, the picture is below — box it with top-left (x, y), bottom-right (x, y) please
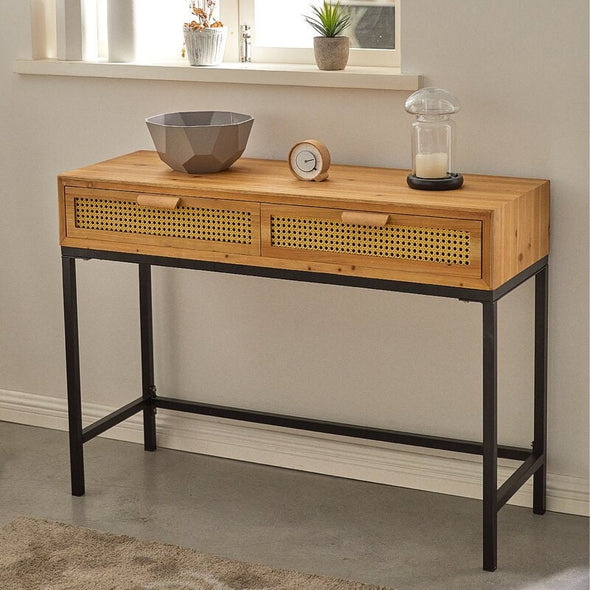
top-left (63, 187), bottom-right (260, 256)
top-left (261, 204), bottom-right (482, 279)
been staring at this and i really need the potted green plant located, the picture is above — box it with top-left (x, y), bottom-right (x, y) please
top-left (304, 1), bottom-right (351, 71)
top-left (183, 0), bottom-right (227, 66)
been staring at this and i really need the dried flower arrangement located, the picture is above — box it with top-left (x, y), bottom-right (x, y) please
top-left (184, 0), bottom-right (223, 30)
top-left (182, 0), bottom-right (227, 64)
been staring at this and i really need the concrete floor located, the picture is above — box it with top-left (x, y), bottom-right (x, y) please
top-left (1, 421), bottom-right (588, 590)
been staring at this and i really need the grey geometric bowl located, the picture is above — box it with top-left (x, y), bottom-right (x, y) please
top-left (146, 111), bottom-right (254, 174)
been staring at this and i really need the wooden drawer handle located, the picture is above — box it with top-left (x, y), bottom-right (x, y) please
top-left (341, 211), bottom-right (390, 226)
top-left (136, 195), bottom-right (180, 209)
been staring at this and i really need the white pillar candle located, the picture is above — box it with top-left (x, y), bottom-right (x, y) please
top-left (415, 152), bottom-right (449, 179)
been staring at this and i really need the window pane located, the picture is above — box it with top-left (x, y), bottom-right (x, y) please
top-left (88, 0), bottom-right (189, 63)
top-left (345, 1), bottom-right (395, 49)
top-left (82, 0), bottom-right (107, 60)
top-left (253, 0), bottom-right (313, 48)
top-left (134, 0), bottom-right (187, 62)
top-left (253, 0), bottom-right (394, 49)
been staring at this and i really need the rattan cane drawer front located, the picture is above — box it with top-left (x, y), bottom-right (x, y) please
top-left (261, 204), bottom-right (482, 279)
top-left (64, 187), bottom-right (260, 256)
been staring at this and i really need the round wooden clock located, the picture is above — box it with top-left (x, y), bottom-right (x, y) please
top-left (288, 140), bottom-right (331, 182)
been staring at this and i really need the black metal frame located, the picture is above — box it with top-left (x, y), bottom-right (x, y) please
top-left (61, 246), bottom-right (548, 572)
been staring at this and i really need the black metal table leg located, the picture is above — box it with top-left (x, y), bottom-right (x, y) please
top-left (62, 256), bottom-right (85, 496)
top-left (482, 300), bottom-right (498, 571)
top-left (60, 246), bottom-right (548, 569)
top-left (139, 263), bottom-right (157, 451)
top-left (533, 265), bottom-right (548, 514)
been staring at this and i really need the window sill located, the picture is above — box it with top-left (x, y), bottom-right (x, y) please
top-left (13, 59), bottom-right (421, 91)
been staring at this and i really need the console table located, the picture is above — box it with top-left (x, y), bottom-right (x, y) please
top-left (58, 150), bottom-right (550, 571)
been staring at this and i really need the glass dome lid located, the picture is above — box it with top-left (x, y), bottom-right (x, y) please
top-left (405, 87), bottom-right (461, 116)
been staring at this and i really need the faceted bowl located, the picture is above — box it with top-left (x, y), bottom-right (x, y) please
top-left (146, 111), bottom-right (254, 174)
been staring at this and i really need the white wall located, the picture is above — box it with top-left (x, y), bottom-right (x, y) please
top-left (1, 2), bottom-right (588, 512)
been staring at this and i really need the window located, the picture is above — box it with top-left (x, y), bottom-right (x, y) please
top-left (54, 0), bottom-right (399, 68)
top-left (241, 0), bottom-right (399, 67)
top-left (82, 0), bottom-right (190, 63)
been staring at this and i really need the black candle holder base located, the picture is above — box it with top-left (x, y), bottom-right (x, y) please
top-left (407, 173), bottom-right (464, 191)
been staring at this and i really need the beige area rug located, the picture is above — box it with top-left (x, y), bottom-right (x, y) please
top-left (1, 517), bottom-right (394, 590)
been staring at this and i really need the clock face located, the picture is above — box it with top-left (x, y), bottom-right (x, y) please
top-left (295, 149), bottom-right (317, 173)
top-left (288, 140), bottom-right (331, 181)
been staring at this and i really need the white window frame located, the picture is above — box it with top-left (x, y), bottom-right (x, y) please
top-left (219, 0), bottom-right (241, 62)
top-left (237, 0), bottom-right (400, 68)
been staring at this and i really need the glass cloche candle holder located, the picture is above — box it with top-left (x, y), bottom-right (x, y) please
top-left (405, 87), bottom-right (464, 191)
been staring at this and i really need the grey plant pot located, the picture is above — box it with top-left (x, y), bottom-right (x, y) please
top-left (313, 36), bottom-right (350, 71)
